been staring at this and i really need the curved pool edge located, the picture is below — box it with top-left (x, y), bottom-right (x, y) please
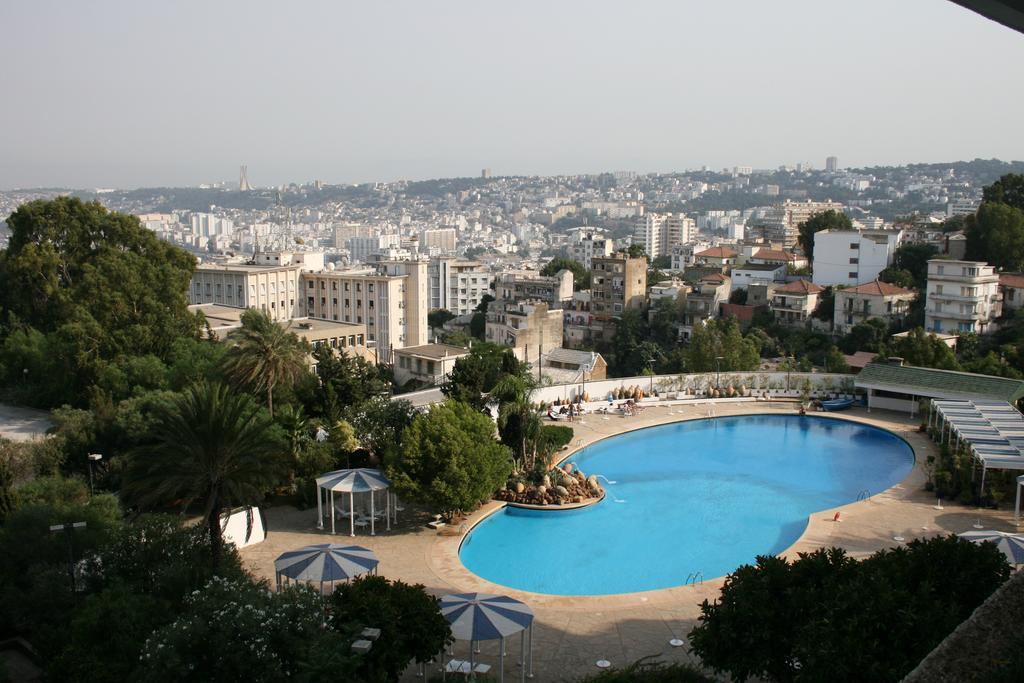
top-left (428, 406), bottom-right (931, 610)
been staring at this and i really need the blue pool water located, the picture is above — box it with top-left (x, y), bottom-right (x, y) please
top-left (460, 415), bottom-right (914, 596)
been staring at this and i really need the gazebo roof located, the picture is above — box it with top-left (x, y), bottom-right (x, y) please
top-left (316, 468), bottom-right (391, 493)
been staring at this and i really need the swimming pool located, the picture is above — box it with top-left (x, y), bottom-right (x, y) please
top-left (459, 415), bottom-right (915, 596)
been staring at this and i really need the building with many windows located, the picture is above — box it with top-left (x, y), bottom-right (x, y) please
top-left (590, 253), bottom-right (647, 320)
top-left (190, 263), bottom-right (303, 323)
top-left (496, 269), bottom-right (573, 308)
top-left (631, 213), bottom-right (693, 259)
top-left (568, 229), bottom-right (613, 269)
top-left (428, 258), bottom-right (493, 315)
top-left (301, 260), bottom-right (428, 362)
top-left (925, 259), bottom-right (1002, 334)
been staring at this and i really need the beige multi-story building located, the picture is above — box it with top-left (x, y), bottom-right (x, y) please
top-left (591, 253), bottom-right (647, 320)
top-left (485, 299), bottom-right (563, 362)
top-left (833, 280), bottom-right (916, 335)
top-left (301, 260), bottom-right (428, 362)
top-left (496, 269), bottom-right (573, 308)
top-left (428, 258), bottom-right (493, 315)
top-left (419, 228), bottom-right (457, 253)
top-left (771, 279), bottom-right (824, 327)
top-left (925, 259), bottom-right (1002, 335)
top-left (190, 263), bottom-right (303, 323)
top-left (757, 199), bottom-right (846, 248)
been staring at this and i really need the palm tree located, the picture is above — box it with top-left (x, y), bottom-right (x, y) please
top-left (220, 308), bottom-right (309, 417)
top-left (492, 374), bottom-right (542, 471)
top-left (124, 382), bottom-right (285, 571)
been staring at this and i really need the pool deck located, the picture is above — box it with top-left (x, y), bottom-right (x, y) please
top-left (239, 401), bottom-right (1021, 681)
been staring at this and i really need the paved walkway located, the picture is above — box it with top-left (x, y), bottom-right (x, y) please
top-left (240, 402), bottom-right (1020, 681)
top-left (0, 403), bottom-right (51, 442)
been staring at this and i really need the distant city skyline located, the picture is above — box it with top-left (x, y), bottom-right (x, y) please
top-left (2, 0), bottom-right (1023, 189)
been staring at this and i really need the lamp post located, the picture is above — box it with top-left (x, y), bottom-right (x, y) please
top-left (50, 521), bottom-right (86, 595)
top-left (715, 356), bottom-right (724, 391)
top-left (646, 357), bottom-right (656, 395)
top-left (786, 355), bottom-right (795, 393)
top-left (87, 453), bottom-right (103, 495)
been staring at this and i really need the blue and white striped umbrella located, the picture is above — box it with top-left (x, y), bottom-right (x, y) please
top-left (274, 544), bottom-right (379, 583)
top-left (440, 593), bottom-right (534, 641)
top-left (316, 467), bottom-right (391, 493)
top-left (959, 530), bottom-right (1024, 565)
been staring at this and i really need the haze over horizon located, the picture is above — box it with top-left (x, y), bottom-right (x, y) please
top-left (2, 0), bottom-right (1023, 190)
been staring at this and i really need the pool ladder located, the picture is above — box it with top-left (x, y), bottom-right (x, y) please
top-left (855, 489), bottom-right (871, 502)
top-left (685, 571), bottom-right (704, 586)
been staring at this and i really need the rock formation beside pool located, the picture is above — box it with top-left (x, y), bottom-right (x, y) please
top-left (495, 466), bottom-right (605, 507)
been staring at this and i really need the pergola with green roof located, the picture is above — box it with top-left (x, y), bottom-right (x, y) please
top-left (855, 363), bottom-right (1024, 416)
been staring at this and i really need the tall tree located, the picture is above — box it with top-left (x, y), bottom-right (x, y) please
top-left (890, 242), bottom-right (938, 289)
top-left (540, 257), bottom-right (590, 290)
top-left (388, 401), bottom-right (511, 516)
top-left (123, 382), bottom-right (284, 570)
top-left (797, 210), bottom-right (853, 262)
top-left (441, 343), bottom-right (529, 411)
top-left (685, 318), bottom-right (760, 373)
top-left (965, 202), bottom-right (1024, 271)
top-left (220, 309), bottom-right (310, 417)
top-left (981, 173), bottom-right (1024, 210)
top-left (0, 197), bottom-right (200, 405)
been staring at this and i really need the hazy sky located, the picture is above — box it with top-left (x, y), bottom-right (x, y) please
top-left (1, 0), bottom-right (1023, 189)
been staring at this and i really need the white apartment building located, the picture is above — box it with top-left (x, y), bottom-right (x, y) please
top-left (301, 260), bottom-right (429, 361)
top-left (190, 213), bottom-right (234, 238)
top-left (812, 229), bottom-right (902, 287)
top-left (348, 234), bottom-right (401, 263)
top-left (568, 229), bottom-right (612, 269)
top-left (428, 258), bottom-right (492, 315)
top-left (758, 199), bottom-right (846, 248)
top-left (671, 240), bottom-right (712, 271)
top-left (925, 259), bottom-right (1002, 335)
top-left (632, 213), bottom-right (693, 258)
top-left (190, 263), bottom-right (303, 323)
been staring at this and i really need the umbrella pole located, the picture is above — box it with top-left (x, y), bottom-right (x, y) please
top-left (387, 490), bottom-right (392, 531)
top-left (1015, 475), bottom-right (1021, 526)
top-left (317, 484), bottom-right (323, 529)
top-left (528, 623), bottom-right (533, 678)
top-left (980, 466), bottom-right (987, 503)
top-left (350, 492), bottom-right (355, 537)
top-left (520, 630), bottom-right (526, 683)
top-left (330, 490), bottom-right (336, 534)
top-left (371, 491), bottom-right (376, 536)
top-left (500, 636), bottom-right (505, 683)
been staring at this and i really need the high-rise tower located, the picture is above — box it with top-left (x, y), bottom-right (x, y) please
top-left (239, 165), bottom-right (252, 191)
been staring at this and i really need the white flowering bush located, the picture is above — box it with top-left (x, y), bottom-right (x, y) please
top-left (138, 576), bottom-right (330, 682)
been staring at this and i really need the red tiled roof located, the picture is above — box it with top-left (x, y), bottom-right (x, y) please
top-left (1000, 273), bottom-right (1024, 289)
top-left (701, 272), bottom-right (729, 283)
top-left (752, 248), bottom-right (800, 262)
top-left (842, 279), bottom-right (914, 296)
top-left (775, 279), bottom-right (823, 295)
top-left (696, 246), bottom-right (737, 258)
top-left (721, 303), bottom-right (755, 322)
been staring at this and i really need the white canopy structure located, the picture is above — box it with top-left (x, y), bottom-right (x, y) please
top-left (274, 543), bottom-right (379, 593)
top-left (929, 400), bottom-right (1024, 499)
top-left (315, 468), bottom-right (394, 537)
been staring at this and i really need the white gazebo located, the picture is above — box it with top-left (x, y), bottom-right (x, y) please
top-left (315, 468), bottom-right (394, 537)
